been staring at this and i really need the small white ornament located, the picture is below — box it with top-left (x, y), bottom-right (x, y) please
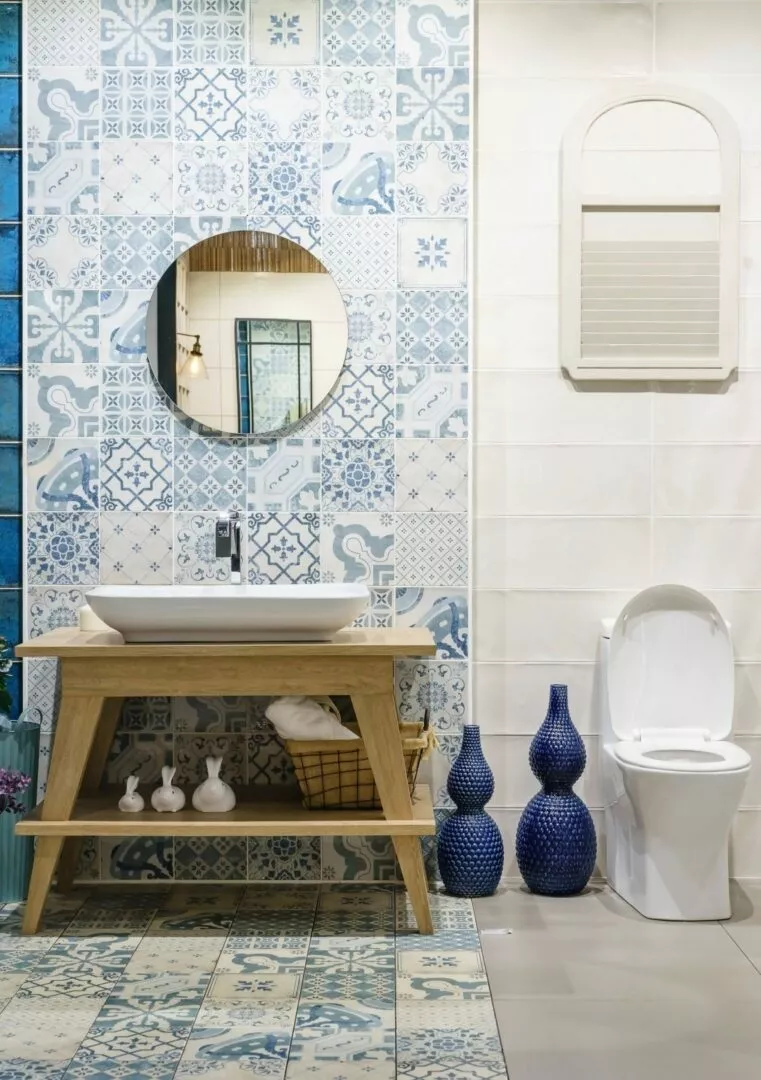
top-left (118, 775), bottom-right (144, 813)
top-left (192, 756), bottom-right (236, 813)
top-left (151, 765), bottom-right (186, 812)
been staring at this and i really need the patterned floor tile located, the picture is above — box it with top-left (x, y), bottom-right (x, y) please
top-left (397, 142), bottom-right (468, 216)
top-left (397, 0), bottom-right (469, 67)
top-left (27, 66), bottom-right (100, 142)
top-left (27, 437), bottom-right (99, 512)
top-left (102, 363), bottom-right (171, 436)
top-left (301, 939), bottom-right (395, 1001)
top-left (323, 0), bottom-right (395, 67)
top-left (27, 289), bottom-right (100, 365)
top-left (396, 67), bottom-right (469, 141)
top-left (100, 437), bottom-right (173, 511)
top-left (395, 658), bottom-right (467, 732)
top-left (100, 0), bottom-right (173, 66)
top-left (289, 998), bottom-right (396, 1072)
top-left (249, 67), bottom-right (320, 141)
top-left (27, 216), bottom-right (100, 289)
top-left (395, 438), bottom-right (468, 512)
top-left (100, 512), bottom-right (173, 584)
top-left (321, 836), bottom-right (399, 882)
top-left (399, 217), bottom-right (467, 288)
top-left (27, 512), bottom-right (99, 586)
top-left (176, 0), bottom-right (246, 64)
top-left (247, 836), bottom-right (321, 881)
top-left (26, 364), bottom-right (100, 438)
top-left (28, 0), bottom-right (99, 66)
top-left (207, 971), bottom-right (303, 1000)
top-left (397, 1000), bottom-right (503, 1068)
top-left (395, 512), bottom-right (468, 586)
top-left (322, 439), bottom-right (395, 512)
top-left (102, 67), bottom-right (173, 140)
top-left (175, 66), bottom-right (247, 142)
top-left (396, 366), bottom-right (468, 439)
top-left (176, 142), bottom-right (247, 214)
top-left (321, 511), bottom-right (394, 585)
top-left (247, 438), bottom-right (321, 513)
top-left (101, 216), bottom-right (174, 290)
top-left (101, 140), bottom-right (174, 216)
top-left (247, 512), bottom-right (320, 583)
top-left (397, 289), bottom-right (468, 365)
top-left (250, 0), bottom-right (320, 66)
top-left (176, 1000), bottom-right (295, 1080)
top-left (174, 434), bottom-right (247, 512)
top-left (395, 586), bottom-right (468, 659)
top-left (174, 512), bottom-right (232, 583)
top-left (321, 216), bottom-right (396, 290)
top-left (396, 949), bottom-right (489, 1000)
top-left (27, 141), bottom-right (100, 216)
top-left (322, 362), bottom-right (395, 436)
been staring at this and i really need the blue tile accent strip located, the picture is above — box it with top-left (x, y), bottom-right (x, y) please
top-left (0, 5), bottom-right (20, 75)
top-left (0, 223), bottom-right (20, 291)
top-left (0, 370), bottom-right (20, 438)
top-left (0, 148), bottom-right (18, 217)
top-left (0, 296), bottom-right (19, 366)
top-left (0, 442), bottom-right (20, 512)
top-left (0, 514), bottom-right (20, 583)
top-left (0, 585), bottom-right (20, 646)
top-left (0, 76), bottom-right (20, 146)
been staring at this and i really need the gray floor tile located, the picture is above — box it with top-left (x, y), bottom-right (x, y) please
top-left (494, 997), bottom-right (761, 1080)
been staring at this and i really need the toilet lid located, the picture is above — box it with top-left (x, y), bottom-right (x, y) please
top-left (608, 584), bottom-right (734, 741)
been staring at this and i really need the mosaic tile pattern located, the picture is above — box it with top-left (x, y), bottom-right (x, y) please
top-left (20, 0), bottom-right (471, 885)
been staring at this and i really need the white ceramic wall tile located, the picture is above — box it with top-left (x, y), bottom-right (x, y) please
top-left (474, 662), bottom-right (598, 736)
top-left (655, 3), bottom-right (761, 75)
top-left (478, 2), bottom-right (653, 79)
top-left (476, 151), bottom-right (558, 225)
top-left (475, 372), bottom-right (652, 445)
top-left (741, 223), bottom-right (761, 295)
top-left (476, 222), bottom-right (558, 297)
top-left (735, 738), bottom-right (761, 808)
top-left (476, 295), bottom-right (559, 371)
top-left (483, 734), bottom-right (603, 808)
top-left (476, 517), bottom-right (650, 590)
top-left (731, 810), bottom-right (761, 877)
top-left (652, 373), bottom-right (761, 443)
top-left (654, 519), bottom-right (761, 590)
top-left (735, 665), bottom-right (761, 736)
top-left (705, 592), bottom-right (761, 662)
top-left (477, 76), bottom-right (610, 153)
top-left (476, 445), bottom-right (651, 518)
top-left (740, 299), bottom-right (761, 369)
top-left (473, 589), bottom-right (635, 663)
top-left (654, 446), bottom-right (761, 517)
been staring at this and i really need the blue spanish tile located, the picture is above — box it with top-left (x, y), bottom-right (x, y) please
top-left (0, 76), bottom-right (19, 146)
top-left (0, 223), bottom-right (20, 291)
top-left (6, 658), bottom-right (22, 716)
top-left (0, 370), bottom-right (20, 438)
top-left (0, 442), bottom-right (21, 512)
top-left (0, 5), bottom-right (21, 74)
top-left (0, 297), bottom-right (20, 367)
top-left (0, 515), bottom-right (20, 584)
top-left (0, 586), bottom-right (20, 646)
top-left (0, 150), bottom-right (19, 219)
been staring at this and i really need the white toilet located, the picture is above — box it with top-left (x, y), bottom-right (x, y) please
top-left (599, 584), bottom-right (750, 921)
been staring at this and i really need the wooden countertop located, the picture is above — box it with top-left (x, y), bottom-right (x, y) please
top-left (16, 626), bottom-right (437, 659)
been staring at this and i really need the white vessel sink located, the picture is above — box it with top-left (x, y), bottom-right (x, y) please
top-left (86, 584), bottom-right (370, 643)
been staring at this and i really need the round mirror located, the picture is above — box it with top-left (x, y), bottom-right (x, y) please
top-left (146, 229), bottom-right (348, 436)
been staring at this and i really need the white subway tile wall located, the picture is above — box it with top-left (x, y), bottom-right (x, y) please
top-left (475, 0), bottom-right (761, 878)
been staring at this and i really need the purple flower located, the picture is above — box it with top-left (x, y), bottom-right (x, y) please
top-left (0, 768), bottom-right (31, 815)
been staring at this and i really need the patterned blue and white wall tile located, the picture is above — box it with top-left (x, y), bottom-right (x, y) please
top-left (20, 0), bottom-right (472, 883)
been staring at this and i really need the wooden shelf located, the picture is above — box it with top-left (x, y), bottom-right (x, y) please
top-left (16, 785), bottom-right (435, 839)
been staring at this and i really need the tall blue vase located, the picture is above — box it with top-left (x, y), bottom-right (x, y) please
top-left (437, 725), bottom-right (504, 897)
top-left (516, 685), bottom-right (596, 896)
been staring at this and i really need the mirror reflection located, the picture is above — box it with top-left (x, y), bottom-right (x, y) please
top-left (147, 230), bottom-right (348, 436)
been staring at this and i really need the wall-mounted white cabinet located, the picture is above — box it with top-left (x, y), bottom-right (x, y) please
top-left (560, 84), bottom-right (740, 381)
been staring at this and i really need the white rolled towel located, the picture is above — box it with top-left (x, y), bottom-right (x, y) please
top-left (265, 696), bottom-right (359, 741)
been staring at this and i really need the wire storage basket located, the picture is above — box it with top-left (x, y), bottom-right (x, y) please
top-left (285, 701), bottom-right (435, 811)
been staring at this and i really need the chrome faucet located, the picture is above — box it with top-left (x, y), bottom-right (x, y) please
top-left (215, 512), bottom-right (242, 584)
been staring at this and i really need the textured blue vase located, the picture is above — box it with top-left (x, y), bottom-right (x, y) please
top-left (516, 684), bottom-right (596, 897)
top-left (437, 725), bottom-right (504, 897)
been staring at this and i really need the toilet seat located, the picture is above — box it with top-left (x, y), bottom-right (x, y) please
top-left (613, 738), bottom-right (750, 774)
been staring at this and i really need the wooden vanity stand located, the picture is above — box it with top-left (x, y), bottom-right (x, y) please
top-left (15, 627), bottom-right (437, 935)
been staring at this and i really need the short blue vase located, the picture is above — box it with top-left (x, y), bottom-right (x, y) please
top-left (516, 684), bottom-right (596, 897)
top-left (437, 725), bottom-right (504, 897)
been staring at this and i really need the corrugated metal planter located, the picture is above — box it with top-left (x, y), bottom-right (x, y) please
top-left (0, 713), bottom-right (41, 902)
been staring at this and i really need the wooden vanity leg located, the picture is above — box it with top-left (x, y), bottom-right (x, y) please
top-left (22, 694), bottom-right (106, 934)
top-left (57, 697), bottom-right (123, 893)
top-left (352, 689), bottom-right (433, 935)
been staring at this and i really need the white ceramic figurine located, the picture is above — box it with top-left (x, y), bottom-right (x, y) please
top-left (118, 775), bottom-right (144, 813)
top-left (192, 756), bottom-right (236, 813)
top-left (150, 766), bottom-right (186, 812)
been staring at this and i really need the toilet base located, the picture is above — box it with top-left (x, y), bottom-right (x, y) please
top-left (606, 812), bottom-right (731, 920)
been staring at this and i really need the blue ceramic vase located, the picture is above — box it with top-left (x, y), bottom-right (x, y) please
top-left (516, 684), bottom-right (596, 896)
top-left (437, 725), bottom-right (504, 897)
